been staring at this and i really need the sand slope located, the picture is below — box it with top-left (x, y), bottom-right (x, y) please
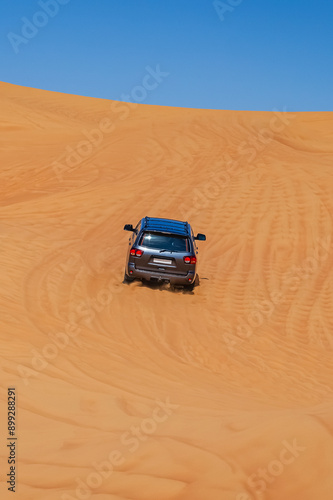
top-left (1, 82), bottom-right (333, 499)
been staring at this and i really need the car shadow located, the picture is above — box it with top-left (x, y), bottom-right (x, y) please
top-left (124, 279), bottom-right (196, 294)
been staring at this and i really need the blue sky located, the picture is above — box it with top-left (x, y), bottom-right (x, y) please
top-left (1, 0), bottom-right (332, 110)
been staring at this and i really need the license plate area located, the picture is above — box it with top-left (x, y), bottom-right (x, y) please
top-left (153, 258), bottom-right (172, 265)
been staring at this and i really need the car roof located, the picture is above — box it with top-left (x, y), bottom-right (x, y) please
top-left (142, 217), bottom-right (190, 236)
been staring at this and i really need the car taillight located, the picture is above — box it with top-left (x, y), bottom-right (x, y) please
top-left (130, 248), bottom-right (143, 257)
top-left (184, 256), bottom-right (196, 264)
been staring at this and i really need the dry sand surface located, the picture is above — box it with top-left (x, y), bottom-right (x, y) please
top-left (1, 81), bottom-right (333, 500)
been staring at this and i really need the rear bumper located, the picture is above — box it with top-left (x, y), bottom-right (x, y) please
top-left (127, 262), bottom-right (195, 285)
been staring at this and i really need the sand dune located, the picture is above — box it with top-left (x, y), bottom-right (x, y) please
top-left (1, 81), bottom-right (333, 499)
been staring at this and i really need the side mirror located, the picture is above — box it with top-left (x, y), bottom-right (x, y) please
top-left (124, 224), bottom-right (134, 232)
top-left (195, 233), bottom-right (206, 241)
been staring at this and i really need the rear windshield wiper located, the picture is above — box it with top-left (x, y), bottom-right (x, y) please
top-left (159, 249), bottom-right (173, 253)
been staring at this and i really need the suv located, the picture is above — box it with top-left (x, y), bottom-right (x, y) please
top-left (123, 217), bottom-right (206, 290)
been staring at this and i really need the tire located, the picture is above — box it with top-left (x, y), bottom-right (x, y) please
top-left (184, 274), bottom-right (199, 291)
top-left (123, 271), bottom-right (134, 283)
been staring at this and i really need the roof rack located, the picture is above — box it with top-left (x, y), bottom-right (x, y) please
top-left (143, 217), bottom-right (189, 236)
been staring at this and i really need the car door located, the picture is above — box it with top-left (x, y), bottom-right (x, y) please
top-left (191, 227), bottom-right (199, 272)
top-left (191, 227), bottom-right (198, 256)
top-left (127, 219), bottom-right (141, 260)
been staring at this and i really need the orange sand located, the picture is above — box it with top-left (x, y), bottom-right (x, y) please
top-left (1, 82), bottom-right (333, 499)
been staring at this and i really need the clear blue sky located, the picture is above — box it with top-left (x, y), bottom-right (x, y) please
top-left (1, 0), bottom-right (332, 110)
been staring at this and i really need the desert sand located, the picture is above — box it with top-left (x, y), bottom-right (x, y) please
top-left (1, 81), bottom-right (333, 500)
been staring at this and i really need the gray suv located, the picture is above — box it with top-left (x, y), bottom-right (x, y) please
top-left (123, 217), bottom-right (206, 290)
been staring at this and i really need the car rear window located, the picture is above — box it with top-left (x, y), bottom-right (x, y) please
top-left (139, 232), bottom-right (189, 252)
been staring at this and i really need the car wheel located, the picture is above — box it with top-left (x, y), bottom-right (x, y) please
top-left (184, 274), bottom-right (199, 291)
top-left (123, 271), bottom-right (135, 283)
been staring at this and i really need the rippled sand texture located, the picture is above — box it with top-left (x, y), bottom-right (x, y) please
top-left (1, 82), bottom-right (333, 500)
